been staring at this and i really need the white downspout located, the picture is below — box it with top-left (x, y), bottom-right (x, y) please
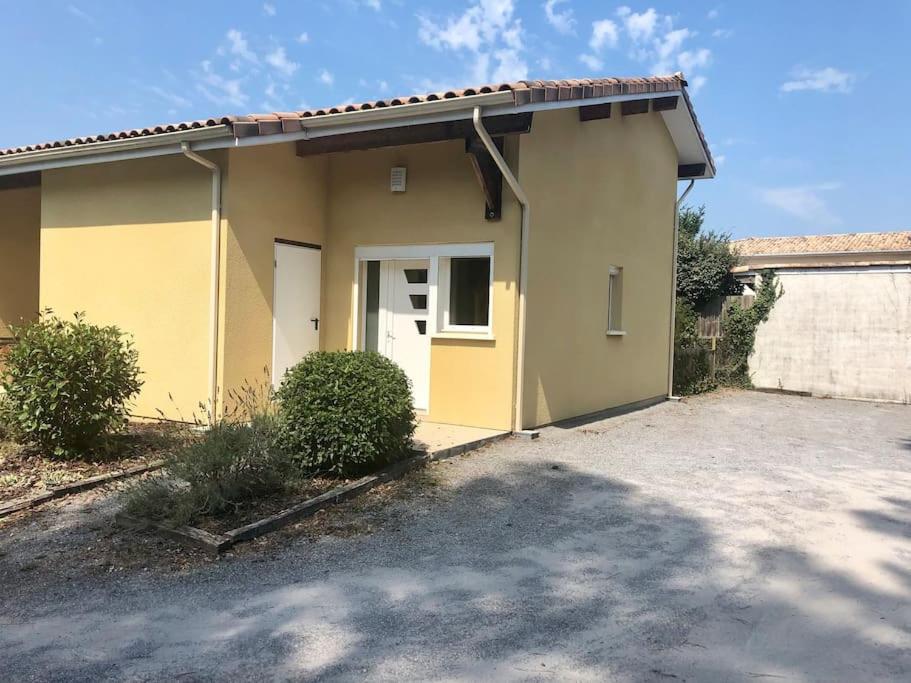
top-left (667, 179), bottom-right (695, 398)
top-left (472, 107), bottom-right (531, 433)
top-left (180, 142), bottom-right (222, 423)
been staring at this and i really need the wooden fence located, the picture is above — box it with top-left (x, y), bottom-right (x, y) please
top-left (697, 294), bottom-right (755, 339)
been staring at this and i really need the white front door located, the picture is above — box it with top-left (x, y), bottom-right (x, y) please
top-left (272, 241), bottom-right (321, 387)
top-left (373, 259), bottom-right (431, 411)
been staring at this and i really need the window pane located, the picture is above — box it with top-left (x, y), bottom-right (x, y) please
top-left (449, 257), bottom-right (490, 326)
top-left (608, 267), bottom-right (623, 331)
top-left (404, 268), bottom-right (428, 284)
top-left (364, 261), bottom-right (380, 352)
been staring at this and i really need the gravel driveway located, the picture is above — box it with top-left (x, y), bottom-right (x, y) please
top-left (2, 390), bottom-right (910, 682)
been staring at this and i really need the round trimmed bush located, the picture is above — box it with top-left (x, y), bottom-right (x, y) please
top-left (276, 351), bottom-right (416, 476)
top-left (1, 312), bottom-right (142, 458)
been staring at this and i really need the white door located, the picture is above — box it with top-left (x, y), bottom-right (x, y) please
top-left (376, 259), bottom-right (431, 411)
top-left (272, 241), bottom-right (321, 387)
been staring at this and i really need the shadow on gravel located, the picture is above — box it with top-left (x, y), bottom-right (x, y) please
top-left (1, 461), bottom-right (910, 681)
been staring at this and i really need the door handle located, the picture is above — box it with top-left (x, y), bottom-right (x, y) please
top-left (310, 317), bottom-right (319, 331)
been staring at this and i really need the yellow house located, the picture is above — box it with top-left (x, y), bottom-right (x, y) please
top-left (0, 75), bottom-right (714, 432)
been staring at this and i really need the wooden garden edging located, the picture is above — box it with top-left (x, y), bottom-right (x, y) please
top-left (116, 430), bottom-right (510, 555)
top-left (0, 460), bottom-right (165, 519)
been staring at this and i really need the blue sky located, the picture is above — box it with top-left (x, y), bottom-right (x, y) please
top-left (1, 1), bottom-right (908, 238)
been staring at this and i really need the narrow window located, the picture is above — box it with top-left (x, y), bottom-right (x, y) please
top-left (607, 265), bottom-right (624, 334)
top-left (448, 257), bottom-right (491, 327)
top-left (363, 260), bottom-right (381, 352)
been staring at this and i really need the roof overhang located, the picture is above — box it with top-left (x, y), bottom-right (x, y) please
top-left (0, 86), bottom-right (713, 179)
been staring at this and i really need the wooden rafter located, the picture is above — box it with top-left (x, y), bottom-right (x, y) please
top-left (465, 136), bottom-right (505, 221)
top-left (296, 113), bottom-right (532, 157)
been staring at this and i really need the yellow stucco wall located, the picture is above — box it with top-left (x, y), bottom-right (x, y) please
top-left (40, 156), bottom-right (215, 420)
top-left (519, 107), bottom-right (677, 427)
top-left (220, 144), bottom-right (328, 409)
top-left (0, 186), bottom-right (40, 338)
top-left (323, 139), bottom-right (521, 430)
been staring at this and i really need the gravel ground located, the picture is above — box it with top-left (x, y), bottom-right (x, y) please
top-left (1, 390), bottom-right (910, 682)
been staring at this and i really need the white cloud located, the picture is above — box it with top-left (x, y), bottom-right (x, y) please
top-left (417, 1), bottom-right (527, 83)
top-left (196, 60), bottom-right (248, 108)
top-left (758, 183), bottom-right (842, 224)
top-left (364, 0), bottom-right (381, 9)
top-left (298, 32), bottom-right (309, 43)
top-left (67, 5), bottom-right (95, 24)
top-left (652, 28), bottom-right (691, 73)
top-left (712, 28), bottom-right (733, 39)
top-left (544, 0), bottom-right (575, 35)
top-left (590, 19), bottom-right (619, 51)
top-left (781, 67), bottom-right (855, 94)
top-left (226, 29), bottom-right (258, 64)
top-left (617, 6), bottom-right (660, 42)
top-left (707, 8), bottom-right (719, 20)
top-left (263, 2), bottom-right (276, 16)
top-left (689, 75), bottom-right (707, 93)
top-left (579, 53), bottom-right (604, 71)
top-left (147, 85), bottom-right (192, 109)
top-left (265, 46), bottom-right (299, 77)
top-left (318, 68), bottom-right (334, 85)
top-left (587, 7), bottom-right (713, 89)
top-left (678, 48), bottom-right (711, 73)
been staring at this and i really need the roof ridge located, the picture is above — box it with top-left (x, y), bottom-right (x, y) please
top-left (0, 74), bottom-right (693, 159)
top-left (734, 230), bottom-right (911, 242)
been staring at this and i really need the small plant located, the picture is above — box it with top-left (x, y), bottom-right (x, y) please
top-left (716, 271), bottom-right (782, 387)
top-left (123, 384), bottom-right (293, 527)
top-left (277, 351), bottom-right (416, 477)
top-left (673, 300), bottom-right (717, 396)
top-left (1, 311), bottom-right (142, 459)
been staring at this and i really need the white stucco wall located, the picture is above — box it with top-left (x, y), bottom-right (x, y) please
top-left (750, 267), bottom-right (911, 403)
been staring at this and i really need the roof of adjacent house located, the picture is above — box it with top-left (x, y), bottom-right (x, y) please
top-left (0, 75), bottom-right (711, 166)
top-left (733, 231), bottom-right (911, 257)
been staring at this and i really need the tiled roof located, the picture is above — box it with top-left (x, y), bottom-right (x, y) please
top-left (0, 74), bottom-right (706, 161)
top-left (733, 231), bottom-right (911, 256)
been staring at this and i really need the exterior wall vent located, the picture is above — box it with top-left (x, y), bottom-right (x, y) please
top-left (390, 166), bottom-right (407, 193)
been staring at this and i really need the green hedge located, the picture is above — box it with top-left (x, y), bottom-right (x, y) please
top-left (276, 351), bottom-right (416, 477)
top-left (1, 312), bottom-right (142, 458)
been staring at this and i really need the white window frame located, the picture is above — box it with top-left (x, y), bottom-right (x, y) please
top-left (606, 265), bottom-right (626, 336)
top-left (437, 255), bottom-right (494, 335)
top-left (351, 242), bottom-right (495, 348)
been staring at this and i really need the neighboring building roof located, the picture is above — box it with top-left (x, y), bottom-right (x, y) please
top-left (733, 231), bottom-right (911, 256)
top-left (0, 75), bottom-right (712, 175)
top-left (731, 231), bottom-right (911, 273)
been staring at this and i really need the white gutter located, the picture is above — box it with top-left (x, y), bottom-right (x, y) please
top-left (180, 142), bottom-right (222, 423)
top-left (0, 126), bottom-right (231, 177)
top-left (472, 106), bottom-right (531, 433)
top-left (667, 179), bottom-right (695, 398)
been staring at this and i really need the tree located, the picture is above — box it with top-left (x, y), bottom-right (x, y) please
top-left (676, 205), bottom-right (742, 309)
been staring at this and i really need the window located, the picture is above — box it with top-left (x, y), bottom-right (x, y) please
top-left (448, 257), bottom-right (491, 326)
top-left (440, 255), bottom-right (492, 332)
top-left (353, 243), bottom-right (495, 346)
top-left (607, 265), bottom-right (624, 335)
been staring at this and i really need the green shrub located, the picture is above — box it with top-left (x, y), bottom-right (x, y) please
top-left (673, 300), bottom-right (717, 396)
top-left (1, 312), bottom-right (142, 458)
top-left (123, 411), bottom-right (292, 527)
top-left (277, 351), bottom-right (416, 477)
top-left (716, 271), bottom-right (782, 387)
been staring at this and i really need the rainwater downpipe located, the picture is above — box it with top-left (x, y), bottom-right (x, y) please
top-left (180, 142), bottom-right (222, 423)
top-left (472, 106), bottom-right (531, 434)
top-left (667, 179), bottom-right (696, 398)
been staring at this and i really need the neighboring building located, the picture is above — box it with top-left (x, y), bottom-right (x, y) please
top-left (733, 231), bottom-right (911, 403)
top-left (0, 75), bottom-right (714, 430)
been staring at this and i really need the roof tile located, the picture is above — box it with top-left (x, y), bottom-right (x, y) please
top-left (0, 75), bottom-right (711, 168)
top-left (733, 231), bottom-right (911, 256)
